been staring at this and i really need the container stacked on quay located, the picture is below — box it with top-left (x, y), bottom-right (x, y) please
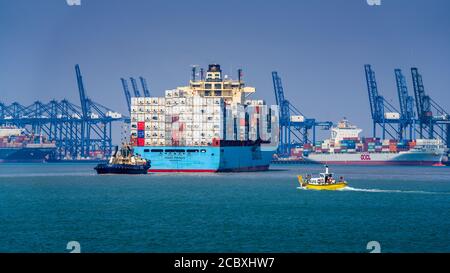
top-left (0, 126), bottom-right (56, 163)
top-left (291, 119), bottom-right (446, 166)
top-left (129, 64), bottom-right (279, 172)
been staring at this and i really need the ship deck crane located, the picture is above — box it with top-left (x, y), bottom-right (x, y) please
top-left (272, 71), bottom-right (333, 157)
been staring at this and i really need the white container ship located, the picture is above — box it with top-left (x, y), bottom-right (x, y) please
top-left (299, 119), bottom-right (446, 166)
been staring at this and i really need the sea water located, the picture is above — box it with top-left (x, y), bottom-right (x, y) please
top-left (0, 163), bottom-right (449, 253)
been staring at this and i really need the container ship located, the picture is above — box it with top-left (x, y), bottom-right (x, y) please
top-left (290, 119), bottom-right (446, 166)
top-left (0, 126), bottom-right (56, 163)
top-left (130, 64), bottom-right (279, 172)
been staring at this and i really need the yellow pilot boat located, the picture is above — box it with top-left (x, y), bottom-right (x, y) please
top-left (298, 165), bottom-right (348, 191)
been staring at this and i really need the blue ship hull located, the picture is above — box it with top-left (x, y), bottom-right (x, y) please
top-left (133, 143), bottom-right (277, 172)
top-left (0, 147), bottom-right (56, 163)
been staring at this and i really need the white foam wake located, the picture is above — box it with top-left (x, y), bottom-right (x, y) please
top-left (296, 186), bottom-right (449, 195)
top-left (339, 186), bottom-right (448, 195)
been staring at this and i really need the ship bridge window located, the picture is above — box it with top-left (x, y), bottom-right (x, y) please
top-left (165, 149), bottom-right (185, 153)
top-left (214, 90), bottom-right (222, 96)
top-left (214, 84), bottom-right (222, 89)
top-left (205, 84), bottom-right (212, 89)
top-left (187, 149), bottom-right (199, 153)
top-left (151, 149), bottom-right (163, 153)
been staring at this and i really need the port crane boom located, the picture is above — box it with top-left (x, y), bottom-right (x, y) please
top-left (140, 77), bottom-right (151, 97)
top-left (364, 64), bottom-right (403, 140)
top-left (411, 67), bottom-right (450, 147)
top-left (130, 77), bottom-right (142, 97)
top-left (394, 69), bottom-right (415, 140)
top-left (272, 71), bottom-right (332, 157)
top-left (121, 78), bottom-right (132, 113)
top-left (0, 65), bottom-right (125, 160)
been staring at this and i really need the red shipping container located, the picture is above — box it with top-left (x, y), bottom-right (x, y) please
top-left (137, 122), bottom-right (145, 130)
top-left (137, 138), bottom-right (145, 146)
top-left (130, 138), bottom-right (138, 146)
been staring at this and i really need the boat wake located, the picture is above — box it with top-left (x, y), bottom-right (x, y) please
top-left (297, 186), bottom-right (449, 195)
top-left (339, 186), bottom-right (449, 195)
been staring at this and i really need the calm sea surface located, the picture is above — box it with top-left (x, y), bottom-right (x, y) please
top-left (0, 163), bottom-right (449, 253)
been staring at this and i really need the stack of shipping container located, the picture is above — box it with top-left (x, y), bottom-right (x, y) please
top-left (129, 90), bottom-right (278, 147)
top-left (290, 136), bottom-right (424, 156)
top-left (0, 134), bottom-right (54, 148)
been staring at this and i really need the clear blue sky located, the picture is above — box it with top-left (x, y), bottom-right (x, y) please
top-left (1, 0), bottom-right (449, 141)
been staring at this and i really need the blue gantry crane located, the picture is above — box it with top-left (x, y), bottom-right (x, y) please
top-left (120, 78), bottom-right (132, 113)
top-left (364, 64), bottom-right (404, 140)
top-left (272, 71), bottom-right (333, 157)
top-left (130, 77), bottom-right (142, 97)
top-left (0, 65), bottom-right (126, 160)
top-left (411, 67), bottom-right (450, 147)
top-left (395, 68), bottom-right (415, 140)
top-left (140, 77), bottom-right (151, 97)
top-left (120, 76), bottom-right (151, 114)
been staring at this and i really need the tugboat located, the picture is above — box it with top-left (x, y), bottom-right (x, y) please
top-left (94, 144), bottom-right (150, 174)
top-left (297, 165), bottom-right (348, 191)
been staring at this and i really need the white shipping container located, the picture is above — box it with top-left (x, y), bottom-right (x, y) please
top-left (290, 115), bottom-right (305, 122)
top-left (130, 122), bottom-right (138, 130)
top-left (165, 90), bottom-right (173, 98)
top-left (385, 112), bottom-right (400, 120)
top-left (150, 97), bottom-right (159, 105)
